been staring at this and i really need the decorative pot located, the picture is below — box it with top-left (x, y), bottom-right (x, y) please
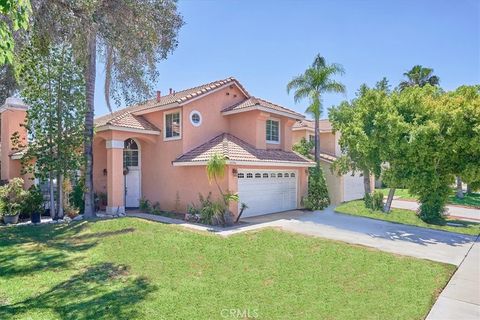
top-left (31, 212), bottom-right (41, 224)
top-left (3, 214), bottom-right (19, 224)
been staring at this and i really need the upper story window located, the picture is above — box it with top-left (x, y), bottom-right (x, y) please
top-left (189, 110), bottom-right (202, 127)
top-left (266, 119), bottom-right (279, 144)
top-left (164, 111), bottom-right (181, 140)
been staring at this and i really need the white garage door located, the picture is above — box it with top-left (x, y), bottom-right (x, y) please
top-left (237, 170), bottom-right (297, 218)
top-left (343, 172), bottom-right (365, 202)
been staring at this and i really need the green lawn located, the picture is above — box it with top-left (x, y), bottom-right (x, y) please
top-left (336, 200), bottom-right (480, 236)
top-left (0, 218), bottom-right (455, 320)
top-left (378, 188), bottom-right (480, 209)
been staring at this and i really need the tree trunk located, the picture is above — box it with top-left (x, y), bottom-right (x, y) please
top-left (83, 29), bottom-right (97, 218)
top-left (49, 173), bottom-right (56, 219)
top-left (363, 169), bottom-right (371, 196)
top-left (314, 116), bottom-right (320, 163)
top-left (383, 188), bottom-right (396, 213)
top-left (57, 174), bottom-right (64, 218)
top-left (456, 176), bottom-right (464, 199)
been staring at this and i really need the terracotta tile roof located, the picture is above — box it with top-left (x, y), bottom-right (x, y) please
top-left (95, 77), bottom-right (247, 130)
top-left (174, 133), bottom-right (314, 166)
top-left (292, 119), bottom-right (333, 132)
top-left (107, 113), bottom-right (160, 132)
top-left (222, 97), bottom-right (304, 119)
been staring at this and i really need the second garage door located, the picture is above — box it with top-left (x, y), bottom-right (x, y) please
top-left (237, 170), bottom-right (298, 218)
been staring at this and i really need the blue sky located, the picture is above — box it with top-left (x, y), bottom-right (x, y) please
top-left (94, 0), bottom-right (480, 118)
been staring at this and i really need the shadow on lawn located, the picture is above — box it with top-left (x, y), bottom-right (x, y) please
top-left (0, 221), bottom-right (135, 278)
top-left (0, 263), bottom-right (156, 320)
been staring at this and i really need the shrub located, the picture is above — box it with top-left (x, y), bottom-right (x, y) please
top-left (22, 185), bottom-right (44, 216)
top-left (197, 193), bottom-right (225, 225)
top-left (0, 178), bottom-right (27, 217)
top-left (70, 181), bottom-right (85, 214)
top-left (304, 165), bottom-right (330, 210)
top-left (139, 197), bottom-right (151, 212)
top-left (293, 137), bottom-right (314, 159)
top-left (151, 202), bottom-right (161, 214)
top-left (364, 190), bottom-right (384, 211)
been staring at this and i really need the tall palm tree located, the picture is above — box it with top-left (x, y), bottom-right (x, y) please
top-left (399, 65), bottom-right (440, 90)
top-left (287, 54), bottom-right (346, 163)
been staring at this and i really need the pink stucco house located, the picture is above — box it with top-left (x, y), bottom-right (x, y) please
top-left (90, 77), bottom-right (316, 218)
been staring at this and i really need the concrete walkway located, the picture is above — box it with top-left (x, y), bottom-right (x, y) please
top-left (427, 239), bottom-right (480, 320)
top-left (391, 199), bottom-right (480, 222)
top-left (242, 207), bottom-right (476, 266)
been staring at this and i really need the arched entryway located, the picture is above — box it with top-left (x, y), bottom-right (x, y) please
top-left (123, 138), bottom-right (141, 208)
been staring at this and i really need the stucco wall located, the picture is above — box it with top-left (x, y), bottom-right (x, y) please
top-left (320, 160), bottom-right (343, 205)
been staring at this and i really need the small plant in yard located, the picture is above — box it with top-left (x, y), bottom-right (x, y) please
top-left (304, 165), bottom-right (330, 210)
top-left (70, 180), bottom-right (85, 214)
top-left (206, 153), bottom-right (239, 226)
top-left (364, 190), bottom-right (384, 211)
top-left (22, 185), bottom-right (45, 223)
top-left (0, 178), bottom-right (27, 224)
top-left (151, 202), bottom-right (161, 215)
top-left (139, 197), bottom-right (151, 212)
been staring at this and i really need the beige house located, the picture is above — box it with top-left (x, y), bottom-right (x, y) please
top-left (292, 119), bottom-right (366, 204)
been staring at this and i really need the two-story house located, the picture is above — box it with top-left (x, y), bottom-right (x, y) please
top-left (91, 77), bottom-right (315, 218)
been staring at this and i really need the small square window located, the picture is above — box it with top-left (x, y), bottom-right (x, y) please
top-left (246, 173), bottom-right (253, 178)
top-left (262, 173), bottom-right (269, 178)
top-left (255, 173), bottom-right (261, 178)
top-left (237, 173), bottom-right (244, 178)
top-left (278, 173), bottom-right (283, 178)
top-left (266, 119), bottom-right (279, 143)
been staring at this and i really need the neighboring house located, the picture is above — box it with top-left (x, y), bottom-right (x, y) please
top-left (292, 119), bottom-right (367, 204)
top-left (0, 97), bottom-right (32, 187)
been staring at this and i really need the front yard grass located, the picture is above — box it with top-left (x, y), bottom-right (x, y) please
top-left (336, 200), bottom-right (480, 236)
top-left (378, 188), bottom-right (480, 209)
top-left (0, 218), bottom-right (455, 320)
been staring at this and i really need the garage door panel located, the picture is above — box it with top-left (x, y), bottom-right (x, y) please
top-left (238, 170), bottom-right (298, 218)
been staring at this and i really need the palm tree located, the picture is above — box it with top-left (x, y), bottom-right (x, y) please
top-left (287, 54), bottom-right (346, 163)
top-left (399, 65), bottom-right (440, 90)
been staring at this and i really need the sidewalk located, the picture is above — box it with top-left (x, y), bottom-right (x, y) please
top-left (427, 238), bottom-right (480, 320)
top-left (391, 200), bottom-right (480, 222)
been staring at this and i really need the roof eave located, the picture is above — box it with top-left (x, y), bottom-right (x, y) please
top-left (95, 124), bottom-right (161, 135)
top-left (222, 106), bottom-right (305, 120)
top-left (172, 160), bottom-right (315, 167)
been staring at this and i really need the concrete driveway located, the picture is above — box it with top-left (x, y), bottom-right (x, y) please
top-left (241, 206), bottom-right (477, 266)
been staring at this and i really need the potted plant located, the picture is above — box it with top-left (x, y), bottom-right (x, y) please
top-left (0, 178), bottom-right (27, 224)
top-left (22, 185), bottom-right (45, 224)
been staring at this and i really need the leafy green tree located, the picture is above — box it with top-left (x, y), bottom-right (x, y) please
top-left (16, 43), bottom-right (86, 219)
top-left (30, 0), bottom-right (184, 217)
top-left (441, 86), bottom-right (480, 199)
top-left (329, 80), bottom-right (392, 196)
top-left (399, 65), bottom-right (440, 90)
top-left (292, 137), bottom-right (314, 160)
top-left (287, 54), bottom-right (345, 163)
top-left (0, 0), bottom-right (30, 64)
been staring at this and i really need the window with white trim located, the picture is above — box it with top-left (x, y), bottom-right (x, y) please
top-left (266, 119), bottom-right (279, 143)
top-left (262, 173), bottom-right (268, 178)
top-left (165, 111), bottom-right (181, 139)
top-left (189, 110), bottom-right (202, 127)
top-left (237, 173), bottom-right (244, 178)
top-left (278, 173), bottom-right (283, 178)
top-left (255, 173), bottom-right (261, 178)
top-left (291, 173), bottom-right (295, 177)
top-left (246, 173), bottom-right (253, 178)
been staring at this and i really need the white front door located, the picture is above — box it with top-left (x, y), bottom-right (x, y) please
top-left (237, 170), bottom-right (298, 218)
top-left (125, 167), bottom-right (140, 208)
